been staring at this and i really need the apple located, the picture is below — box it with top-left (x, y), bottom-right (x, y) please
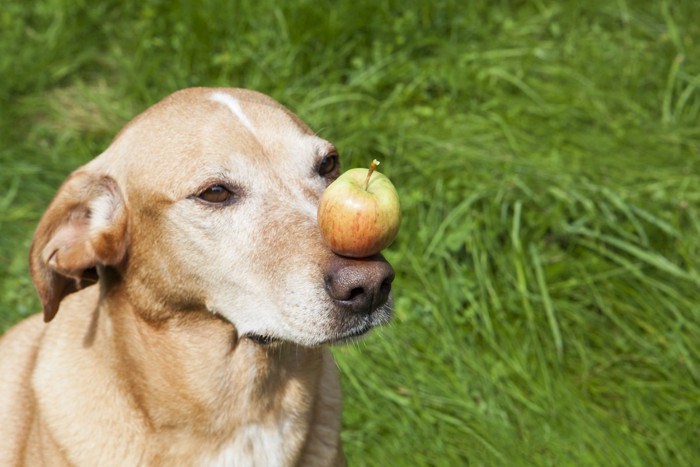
top-left (318, 159), bottom-right (401, 258)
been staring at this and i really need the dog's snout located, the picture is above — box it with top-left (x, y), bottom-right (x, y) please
top-left (324, 254), bottom-right (395, 314)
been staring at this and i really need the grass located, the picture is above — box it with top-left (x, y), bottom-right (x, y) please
top-left (2, 0), bottom-right (700, 465)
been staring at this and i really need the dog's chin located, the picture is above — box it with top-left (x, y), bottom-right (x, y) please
top-left (243, 323), bottom-right (374, 348)
top-left (318, 322), bottom-right (375, 346)
top-left (315, 300), bottom-right (394, 346)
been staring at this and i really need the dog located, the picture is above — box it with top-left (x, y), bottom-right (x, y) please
top-left (0, 88), bottom-right (395, 466)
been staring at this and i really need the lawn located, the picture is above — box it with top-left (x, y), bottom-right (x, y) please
top-left (2, 0), bottom-right (700, 465)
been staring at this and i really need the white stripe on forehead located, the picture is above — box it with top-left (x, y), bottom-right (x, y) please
top-left (209, 91), bottom-right (257, 134)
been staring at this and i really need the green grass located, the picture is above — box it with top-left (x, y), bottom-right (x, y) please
top-left (2, 0), bottom-right (700, 465)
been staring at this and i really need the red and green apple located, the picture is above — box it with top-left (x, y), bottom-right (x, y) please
top-left (318, 160), bottom-right (401, 258)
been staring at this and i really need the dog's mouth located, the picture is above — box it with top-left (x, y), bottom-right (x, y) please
top-left (245, 333), bottom-right (277, 345)
top-left (321, 322), bottom-right (374, 345)
top-left (244, 324), bottom-right (372, 347)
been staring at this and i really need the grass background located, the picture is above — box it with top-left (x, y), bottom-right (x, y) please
top-left (2, 0), bottom-right (700, 465)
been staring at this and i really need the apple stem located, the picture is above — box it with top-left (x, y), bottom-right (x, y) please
top-left (364, 159), bottom-right (380, 191)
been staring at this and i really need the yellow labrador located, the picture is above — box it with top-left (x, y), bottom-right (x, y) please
top-left (0, 88), bottom-right (394, 466)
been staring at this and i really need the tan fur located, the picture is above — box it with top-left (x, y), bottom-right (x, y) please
top-left (0, 88), bottom-right (394, 466)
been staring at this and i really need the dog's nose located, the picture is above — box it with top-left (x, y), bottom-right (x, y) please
top-left (324, 254), bottom-right (395, 314)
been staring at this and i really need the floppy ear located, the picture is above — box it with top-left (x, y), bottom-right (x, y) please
top-left (29, 171), bottom-right (129, 322)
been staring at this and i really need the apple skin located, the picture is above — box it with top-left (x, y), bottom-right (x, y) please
top-left (318, 167), bottom-right (401, 258)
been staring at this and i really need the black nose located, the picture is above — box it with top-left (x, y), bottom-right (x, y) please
top-left (324, 254), bottom-right (395, 315)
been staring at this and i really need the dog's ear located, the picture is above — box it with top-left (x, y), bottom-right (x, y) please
top-left (29, 171), bottom-right (128, 322)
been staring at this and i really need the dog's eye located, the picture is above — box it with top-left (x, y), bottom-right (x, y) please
top-left (318, 154), bottom-right (339, 177)
top-left (198, 185), bottom-right (232, 204)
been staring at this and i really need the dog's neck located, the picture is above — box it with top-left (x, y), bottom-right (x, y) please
top-left (83, 282), bottom-right (328, 463)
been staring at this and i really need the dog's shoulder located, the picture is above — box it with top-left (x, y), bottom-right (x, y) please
top-left (0, 312), bottom-right (45, 374)
top-left (0, 313), bottom-right (45, 465)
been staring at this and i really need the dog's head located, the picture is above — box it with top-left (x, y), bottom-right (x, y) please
top-left (29, 88), bottom-right (394, 346)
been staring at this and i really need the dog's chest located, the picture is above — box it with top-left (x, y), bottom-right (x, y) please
top-left (201, 422), bottom-right (293, 467)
